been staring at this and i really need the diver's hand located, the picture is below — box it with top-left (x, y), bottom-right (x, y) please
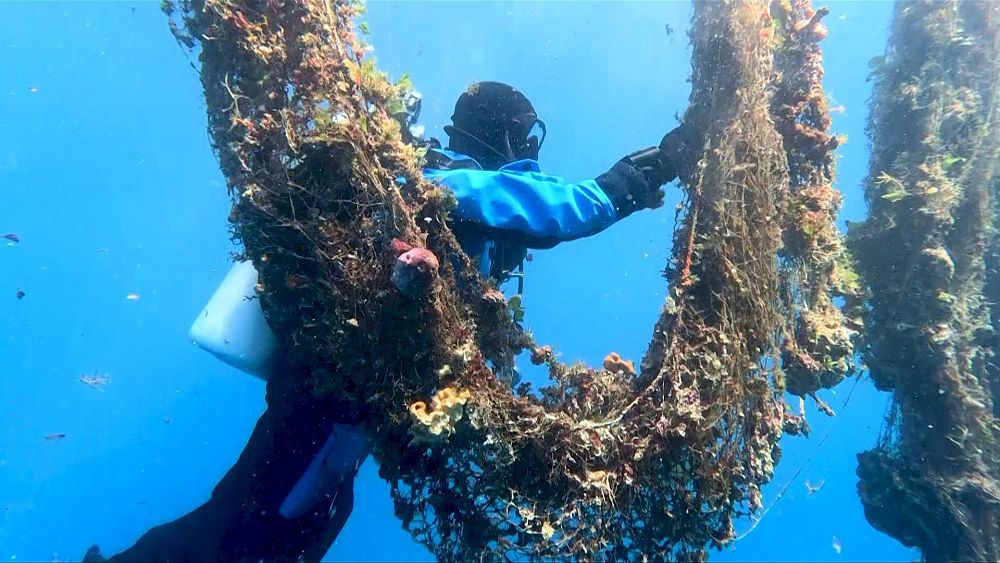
top-left (596, 151), bottom-right (666, 220)
top-left (657, 125), bottom-right (700, 180)
top-left (597, 125), bottom-right (701, 220)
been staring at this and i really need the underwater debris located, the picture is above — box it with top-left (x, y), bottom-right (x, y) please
top-left (805, 478), bottom-right (824, 495)
top-left (770, 0), bottom-right (859, 405)
top-left (284, 273), bottom-right (309, 289)
top-left (783, 410), bottom-right (811, 437)
top-left (80, 373), bottom-right (110, 391)
top-left (165, 0), bottom-right (844, 558)
top-left (15, 289), bottom-right (24, 300)
top-left (391, 247), bottom-right (439, 296)
top-left (43, 433), bottom-right (66, 441)
top-left (602, 352), bottom-right (636, 375)
top-left (3, 233), bottom-right (20, 244)
top-left (851, 2), bottom-right (1000, 561)
top-left (782, 396), bottom-right (812, 436)
top-left (530, 344), bottom-right (553, 365)
top-left (125, 293), bottom-right (140, 301)
top-left (874, 171), bottom-right (910, 202)
top-left (505, 293), bottom-right (526, 324)
top-left (408, 386), bottom-right (471, 444)
top-left (480, 288), bottom-right (506, 310)
top-left (782, 306), bottom-right (855, 398)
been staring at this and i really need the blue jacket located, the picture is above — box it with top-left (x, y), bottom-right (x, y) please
top-left (423, 148), bottom-right (618, 280)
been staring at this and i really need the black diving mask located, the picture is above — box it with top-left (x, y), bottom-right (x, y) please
top-left (509, 112), bottom-right (546, 159)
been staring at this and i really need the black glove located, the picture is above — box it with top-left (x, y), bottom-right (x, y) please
top-left (596, 128), bottom-right (691, 220)
top-left (657, 125), bottom-right (699, 179)
top-left (595, 152), bottom-right (664, 220)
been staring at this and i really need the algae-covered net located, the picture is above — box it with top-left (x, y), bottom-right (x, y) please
top-left (165, 0), bottom-right (851, 558)
top-left (851, 1), bottom-right (1000, 561)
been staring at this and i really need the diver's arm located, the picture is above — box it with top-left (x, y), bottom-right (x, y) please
top-left (595, 126), bottom-right (698, 220)
top-left (595, 147), bottom-right (673, 219)
top-left (424, 126), bottom-right (697, 242)
top-left (425, 166), bottom-right (618, 242)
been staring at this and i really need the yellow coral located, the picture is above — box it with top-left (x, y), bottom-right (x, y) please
top-left (409, 386), bottom-right (472, 444)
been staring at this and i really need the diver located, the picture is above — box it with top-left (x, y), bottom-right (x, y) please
top-left (85, 81), bottom-right (694, 562)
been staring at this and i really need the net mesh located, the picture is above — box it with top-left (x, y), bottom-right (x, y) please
top-left (164, 0), bottom-right (851, 558)
top-left (851, 2), bottom-right (1000, 560)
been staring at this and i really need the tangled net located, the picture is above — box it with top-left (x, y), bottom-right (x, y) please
top-left (165, 0), bottom-right (850, 558)
top-left (850, 1), bottom-right (1000, 560)
top-left (770, 1), bottom-right (863, 416)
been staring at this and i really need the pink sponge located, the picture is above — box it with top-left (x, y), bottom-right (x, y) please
top-left (392, 247), bottom-right (440, 296)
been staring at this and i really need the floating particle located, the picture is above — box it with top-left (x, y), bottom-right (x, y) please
top-left (44, 433), bottom-right (67, 441)
top-left (664, 23), bottom-right (674, 35)
top-left (15, 290), bottom-right (24, 300)
top-left (2, 233), bottom-right (19, 243)
top-left (525, 252), bottom-right (533, 263)
top-left (805, 478), bottom-right (825, 495)
top-left (28, 86), bottom-right (38, 93)
top-left (125, 292), bottom-right (141, 301)
top-left (80, 372), bottom-right (110, 390)
top-left (832, 536), bottom-right (843, 554)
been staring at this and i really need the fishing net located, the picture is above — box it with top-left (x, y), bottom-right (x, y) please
top-left (770, 2), bottom-right (863, 413)
top-left (164, 0), bottom-right (851, 558)
top-left (850, 1), bottom-right (1000, 560)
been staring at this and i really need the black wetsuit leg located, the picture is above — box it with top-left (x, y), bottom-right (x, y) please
top-left (92, 370), bottom-right (358, 563)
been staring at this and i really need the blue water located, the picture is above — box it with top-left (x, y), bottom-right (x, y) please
top-left (0, 2), bottom-right (921, 561)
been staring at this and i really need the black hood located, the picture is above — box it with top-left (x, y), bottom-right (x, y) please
top-left (445, 82), bottom-right (543, 170)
